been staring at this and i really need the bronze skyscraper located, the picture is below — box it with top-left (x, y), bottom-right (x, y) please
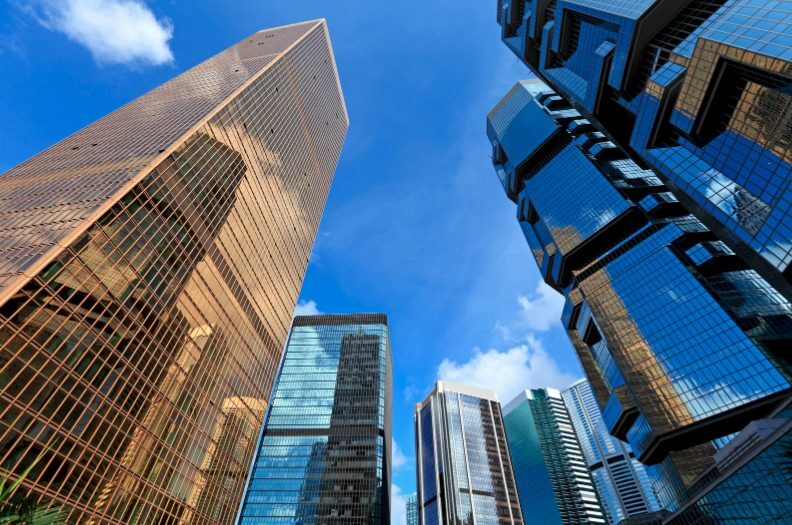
top-left (0, 19), bottom-right (347, 524)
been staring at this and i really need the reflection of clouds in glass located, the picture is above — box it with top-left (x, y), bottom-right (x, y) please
top-left (701, 169), bottom-right (770, 235)
top-left (675, 377), bottom-right (759, 420)
top-left (761, 240), bottom-right (792, 270)
top-left (703, 169), bottom-right (737, 216)
top-left (587, 206), bottom-right (617, 229)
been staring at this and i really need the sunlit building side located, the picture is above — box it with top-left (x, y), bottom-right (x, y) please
top-left (0, 19), bottom-right (347, 524)
top-left (415, 381), bottom-right (523, 525)
top-left (562, 380), bottom-right (661, 523)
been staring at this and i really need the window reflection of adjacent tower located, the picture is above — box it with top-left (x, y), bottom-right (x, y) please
top-left (72, 133), bottom-right (251, 523)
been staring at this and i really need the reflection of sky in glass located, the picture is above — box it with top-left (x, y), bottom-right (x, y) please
top-left (526, 144), bottom-right (629, 254)
top-left (241, 320), bottom-right (389, 523)
top-left (600, 224), bottom-right (789, 423)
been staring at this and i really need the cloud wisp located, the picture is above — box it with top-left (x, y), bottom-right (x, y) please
top-left (391, 484), bottom-right (407, 525)
top-left (392, 438), bottom-right (409, 471)
top-left (294, 299), bottom-right (321, 316)
top-left (495, 281), bottom-right (566, 340)
top-left (437, 336), bottom-right (577, 403)
top-left (26, 0), bottom-right (174, 67)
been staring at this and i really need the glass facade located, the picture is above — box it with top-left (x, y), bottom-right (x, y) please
top-left (562, 380), bottom-right (661, 523)
top-left (497, 0), bottom-right (792, 282)
top-left (503, 389), bottom-right (607, 525)
top-left (237, 314), bottom-right (392, 524)
top-left (0, 20), bottom-right (347, 525)
top-left (406, 492), bottom-right (418, 525)
top-left (414, 381), bottom-right (523, 525)
top-left (487, 78), bottom-right (791, 508)
top-left (664, 399), bottom-right (792, 525)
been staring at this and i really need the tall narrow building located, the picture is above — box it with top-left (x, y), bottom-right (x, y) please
top-left (237, 314), bottom-right (392, 524)
top-left (0, 20), bottom-right (347, 524)
top-left (406, 492), bottom-right (418, 525)
top-left (503, 389), bottom-right (607, 525)
top-left (487, 78), bottom-right (791, 508)
top-left (562, 380), bottom-right (661, 523)
top-left (415, 381), bottom-right (523, 525)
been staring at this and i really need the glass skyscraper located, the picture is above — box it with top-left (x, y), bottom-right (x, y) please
top-left (0, 20), bottom-right (347, 524)
top-left (503, 388), bottom-right (607, 525)
top-left (415, 381), bottom-right (523, 525)
top-left (563, 380), bottom-right (661, 523)
top-left (406, 492), bottom-right (418, 525)
top-left (237, 314), bottom-right (392, 524)
top-left (487, 75), bottom-right (791, 508)
top-left (496, 0), bottom-right (791, 289)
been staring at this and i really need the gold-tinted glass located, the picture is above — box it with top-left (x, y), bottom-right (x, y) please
top-left (0, 19), bottom-right (347, 525)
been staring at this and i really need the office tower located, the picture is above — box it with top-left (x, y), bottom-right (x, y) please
top-left (503, 389), bottom-right (607, 525)
top-left (237, 314), bottom-right (392, 524)
top-left (487, 78), bottom-right (791, 508)
top-left (406, 492), bottom-right (418, 525)
top-left (0, 19), bottom-right (347, 524)
top-left (415, 381), bottom-right (523, 525)
top-left (496, 1), bottom-right (792, 295)
top-left (563, 380), bottom-right (661, 523)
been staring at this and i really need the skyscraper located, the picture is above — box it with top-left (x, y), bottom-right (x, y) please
top-left (503, 388), bottom-right (607, 525)
top-left (237, 314), bottom-right (392, 524)
top-left (406, 492), bottom-right (418, 525)
top-left (562, 380), bottom-right (661, 523)
top-left (0, 19), bottom-right (347, 524)
top-left (487, 78), bottom-right (791, 507)
top-left (415, 381), bottom-right (523, 525)
top-left (496, 1), bottom-right (792, 292)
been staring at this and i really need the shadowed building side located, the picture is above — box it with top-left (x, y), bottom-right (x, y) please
top-left (496, 0), bottom-right (792, 295)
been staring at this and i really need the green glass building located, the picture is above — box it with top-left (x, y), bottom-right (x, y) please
top-left (503, 389), bottom-right (607, 525)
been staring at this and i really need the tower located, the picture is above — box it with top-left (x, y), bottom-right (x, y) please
top-left (0, 19), bottom-right (347, 524)
top-left (415, 381), bottom-right (523, 525)
top-left (237, 314), bottom-right (392, 524)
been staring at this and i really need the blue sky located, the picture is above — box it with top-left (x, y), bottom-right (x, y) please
top-left (0, 1), bottom-right (583, 522)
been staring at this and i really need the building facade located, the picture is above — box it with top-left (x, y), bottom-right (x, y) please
top-left (664, 399), bottom-right (792, 525)
top-left (237, 314), bottom-right (392, 524)
top-left (0, 20), bottom-right (347, 524)
top-left (415, 381), bottom-right (523, 525)
top-left (406, 492), bottom-right (418, 525)
top-left (496, 0), bottom-right (792, 293)
top-left (504, 388), bottom-right (607, 525)
top-left (486, 78), bottom-right (791, 508)
top-left (562, 380), bottom-right (661, 523)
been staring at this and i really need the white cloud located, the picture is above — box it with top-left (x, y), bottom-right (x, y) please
top-left (515, 281), bottom-right (565, 331)
top-left (392, 438), bottom-right (409, 471)
top-left (495, 282), bottom-right (565, 341)
top-left (437, 336), bottom-right (577, 403)
top-left (391, 484), bottom-right (407, 525)
top-left (29, 0), bottom-right (174, 66)
top-left (294, 300), bottom-right (321, 316)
